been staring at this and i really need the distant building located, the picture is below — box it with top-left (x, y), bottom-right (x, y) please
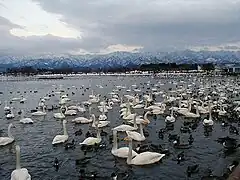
top-left (224, 64), bottom-right (240, 73)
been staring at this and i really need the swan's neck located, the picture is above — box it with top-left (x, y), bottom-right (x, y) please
top-left (89, 107), bottom-right (92, 118)
top-left (209, 106), bottom-right (212, 120)
top-left (96, 128), bottom-right (101, 140)
top-left (63, 123), bottom-right (67, 136)
top-left (21, 110), bottom-right (24, 119)
top-left (8, 125), bottom-right (13, 139)
top-left (16, 146), bottom-right (21, 169)
top-left (127, 139), bottom-right (133, 164)
top-left (144, 112), bottom-right (149, 120)
top-left (171, 108), bottom-right (174, 116)
top-left (144, 100), bottom-right (148, 108)
top-left (133, 115), bottom-right (137, 128)
top-left (112, 131), bottom-right (118, 150)
top-left (178, 100), bottom-right (181, 108)
top-left (5, 101), bottom-right (7, 107)
top-left (196, 105), bottom-right (199, 116)
top-left (139, 124), bottom-right (144, 137)
top-left (188, 101), bottom-right (192, 112)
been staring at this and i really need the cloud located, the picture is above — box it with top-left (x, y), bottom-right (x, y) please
top-left (1, 0), bottom-right (240, 55)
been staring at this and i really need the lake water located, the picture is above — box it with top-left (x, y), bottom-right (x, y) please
top-left (0, 74), bottom-right (239, 180)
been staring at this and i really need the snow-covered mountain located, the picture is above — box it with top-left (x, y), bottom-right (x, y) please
top-left (0, 50), bottom-right (240, 72)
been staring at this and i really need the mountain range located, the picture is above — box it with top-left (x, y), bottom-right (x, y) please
top-left (0, 50), bottom-right (240, 72)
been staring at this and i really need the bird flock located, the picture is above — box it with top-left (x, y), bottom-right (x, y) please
top-left (0, 74), bottom-right (240, 179)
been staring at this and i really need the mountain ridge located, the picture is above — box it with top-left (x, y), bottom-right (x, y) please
top-left (0, 50), bottom-right (240, 72)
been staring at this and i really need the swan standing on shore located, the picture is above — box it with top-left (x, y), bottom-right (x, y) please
top-left (0, 123), bottom-right (15, 146)
top-left (52, 120), bottom-right (68, 145)
top-left (11, 145), bottom-right (31, 180)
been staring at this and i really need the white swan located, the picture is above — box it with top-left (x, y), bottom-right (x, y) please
top-left (125, 123), bottom-right (146, 142)
top-left (92, 114), bottom-right (110, 128)
top-left (20, 110), bottom-right (33, 124)
top-left (6, 107), bottom-right (15, 119)
top-left (11, 145), bottom-right (31, 180)
top-left (112, 114), bottom-right (138, 132)
top-left (129, 111), bottom-right (151, 125)
top-left (53, 107), bottom-right (65, 119)
top-left (31, 106), bottom-right (46, 116)
top-left (0, 123), bottom-right (15, 146)
top-left (64, 106), bottom-right (77, 116)
top-left (80, 123), bottom-right (102, 146)
top-left (78, 104), bottom-right (86, 113)
top-left (4, 100), bottom-right (10, 111)
top-left (111, 130), bottom-right (138, 158)
top-left (165, 108), bottom-right (175, 123)
top-left (203, 103), bottom-right (214, 126)
top-left (126, 137), bottom-right (165, 165)
top-left (99, 110), bottom-right (107, 121)
top-left (52, 120), bottom-right (68, 145)
top-left (72, 106), bottom-right (92, 124)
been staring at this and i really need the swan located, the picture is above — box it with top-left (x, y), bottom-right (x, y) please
top-left (111, 130), bottom-right (138, 158)
top-left (72, 107), bottom-right (92, 124)
top-left (203, 103), bottom-right (214, 126)
top-left (6, 107), bottom-right (15, 119)
top-left (31, 106), bottom-right (46, 116)
top-left (218, 105), bottom-right (227, 116)
top-left (112, 114), bottom-right (138, 132)
top-left (184, 104), bottom-right (200, 118)
top-left (53, 107), bottom-right (65, 119)
top-left (0, 123), bottom-right (15, 146)
top-left (52, 120), bottom-right (68, 145)
top-left (64, 106), bottom-right (77, 116)
top-left (4, 100), bottom-right (10, 111)
top-left (98, 110), bottom-right (107, 121)
top-left (20, 110), bottom-right (33, 124)
top-left (129, 111), bottom-right (151, 125)
top-left (92, 114), bottom-right (110, 128)
top-left (125, 123), bottom-right (146, 141)
top-left (80, 122), bottom-right (102, 145)
top-left (126, 137), bottom-right (165, 165)
top-left (132, 104), bottom-right (144, 109)
top-left (78, 104), bottom-right (86, 113)
top-left (11, 145), bottom-right (31, 180)
top-left (165, 108), bottom-right (176, 123)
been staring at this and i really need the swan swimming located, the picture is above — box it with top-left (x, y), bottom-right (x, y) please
top-left (111, 130), bottom-right (138, 158)
top-left (52, 120), bottom-right (68, 145)
top-left (11, 145), bottom-right (31, 180)
top-left (0, 123), bottom-right (15, 146)
top-left (20, 110), bottom-right (33, 124)
top-left (126, 137), bottom-right (165, 165)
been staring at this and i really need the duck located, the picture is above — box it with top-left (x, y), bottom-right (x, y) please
top-left (126, 137), bottom-right (165, 165)
top-left (111, 130), bottom-right (138, 158)
top-left (64, 139), bottom-right (75, 150)
top-left (177, 151), bottom-right (185, 164)
top-left (11, 145), bottom-right (31, 180)
top-left (20, 110), bottom-right (33, 124)
top-left (53, 158), bottom-right (59, 171)
top-left (52, 120), bottom-right (68, 145)
top-left (187, 164), bottom-right (199, 177)
top-left (75, 129), bottom-right (83, 136)
top-left (0, 123), bottom-right (15, 146)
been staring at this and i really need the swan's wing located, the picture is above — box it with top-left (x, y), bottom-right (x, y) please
top-left (131, 152), bottom-right (165, 165)
top-left (52, 135), bottom-right (68, 144)
top-left (80, 137), bottom-right (98, 145)
top-left (0, 137), bottom-right (14, 146)
top-left (112, 147), bottom-right (137, 158)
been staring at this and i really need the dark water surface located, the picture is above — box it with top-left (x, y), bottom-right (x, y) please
top-left (0, 75), bottom-right (239, 180)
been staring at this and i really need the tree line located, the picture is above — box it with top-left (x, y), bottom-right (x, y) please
top-left (5, 63), bottom-right (215, 75)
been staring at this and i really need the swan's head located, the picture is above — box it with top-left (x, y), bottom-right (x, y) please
top-left (63, 120), bottom-right (67, 124)
top-left (9, 123), bottom-right (15, 128)
top-left (16, 145), bottom-right (20, 152)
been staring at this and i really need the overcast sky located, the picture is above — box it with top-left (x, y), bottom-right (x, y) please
top-left (0, 0), bottom-right (240, 55)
